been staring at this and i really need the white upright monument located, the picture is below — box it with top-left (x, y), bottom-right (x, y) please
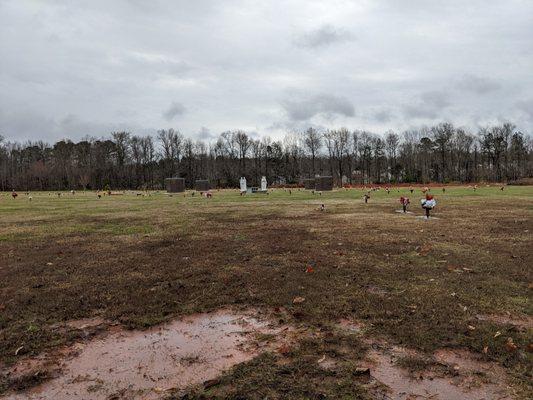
top-left (261, 176), bottom-right (267, 191)
top-left (240, 177), bottom-right (247, 193)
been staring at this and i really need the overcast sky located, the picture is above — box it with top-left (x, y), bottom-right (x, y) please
top-left (1, 0), bottom-right (532, 143)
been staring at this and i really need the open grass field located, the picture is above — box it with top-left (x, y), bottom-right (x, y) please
top-left (0, 186), bottom-right (532, 399)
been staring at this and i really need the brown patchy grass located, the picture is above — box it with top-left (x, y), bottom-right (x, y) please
top-left (0, 187), bottom-right (532, 398)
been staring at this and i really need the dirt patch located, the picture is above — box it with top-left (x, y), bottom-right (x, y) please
top-left (362, 344), bottom-right (514, 400)
top-left (337, 319), bottom-right (515, 399)
top-left (2, 310), bottom-right (284, 400)
top-left (475, 314), bottom-right (533, 330)
top-left (338, 319), bottom-right (366, 334)
top-left (63, 317), bottom-right (107, 330)
top-left (365, 285), bottom-right (390, 297)
top-left (415, 215), bottom-right (441, 220)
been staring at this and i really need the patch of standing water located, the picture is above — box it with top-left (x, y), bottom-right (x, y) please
top-left (363, 347), bottom-right (513, 400)
top-left (336, 319), bottom-right (514, 400)
top-left (4, 310), bottom-right (277, 400)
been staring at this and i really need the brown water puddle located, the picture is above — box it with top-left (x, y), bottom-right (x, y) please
top-left (337, 319), bottom-right (514, 399)
top-left (363, 345), bottom-right (513, 400)
top-left (3, 310), bottom-right (279, 400)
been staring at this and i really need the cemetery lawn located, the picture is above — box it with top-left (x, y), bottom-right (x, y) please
top-left (1, 186), bottom-right (532, 398)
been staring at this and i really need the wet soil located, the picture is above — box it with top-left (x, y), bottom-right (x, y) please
top-left (2, 310), bottom-right (280, 400)
top-left (361, 344), bottom-right (514, 399)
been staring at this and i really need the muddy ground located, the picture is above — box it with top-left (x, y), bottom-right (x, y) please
top-left (0, 186), bottom-right (531, 399)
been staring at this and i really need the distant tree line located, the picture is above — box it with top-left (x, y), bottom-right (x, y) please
top-left (1, 122), bottom-right (531, 191)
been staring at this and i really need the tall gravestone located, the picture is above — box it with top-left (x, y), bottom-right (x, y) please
top-left (304, 179), bottom-right (315, 190)
top-left (195, 180), bottom-right (210, 191)
top-left (240, 177), bottom-right (247, 192)
top-left (315, 176), bottom-right (333, 191)
top-left (261, 176), bottom-right (267, 191)
top-left (165, 178), bottom-right (185, 193)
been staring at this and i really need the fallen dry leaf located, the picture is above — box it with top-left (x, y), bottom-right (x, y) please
top-left (292, 296), bottom-right (305, 304)
top-left (505, 338), bottom-right (518, 352)
top-left (277, 344), bottom-right (291, 355)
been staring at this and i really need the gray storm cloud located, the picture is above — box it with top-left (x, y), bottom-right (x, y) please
top-left (294, 24), bottom-right (355, 48)
top-left (281, 93), bottom-right (355, 121)
top-left (0, 0), bottom-right (532, 142)
top-left (402, 91), bottom-right (452, 120)
top-left (163, 102), bottom-right (186, 121)
top-left (456, 74), bottom-right (501, 95)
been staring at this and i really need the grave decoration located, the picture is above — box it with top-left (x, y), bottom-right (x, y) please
top-left (399, 197), bottom-right (410, 213)
top-left (363, 193), bottom-right (370, 203)
top-left (12, 191), bottom-right (18, 199)
top-left (420, 194), bottom-right (437, 219)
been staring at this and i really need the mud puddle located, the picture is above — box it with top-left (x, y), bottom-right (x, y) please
top-left (3, 310), bottom-right (280, 400)
top-left (337, 319), bottom-right (514, 399)
top-left (363, 345), bottom-right (513, 400)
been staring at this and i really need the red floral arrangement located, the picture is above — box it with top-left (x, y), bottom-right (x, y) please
top-left (399, 197), bottom-right (410, 205)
